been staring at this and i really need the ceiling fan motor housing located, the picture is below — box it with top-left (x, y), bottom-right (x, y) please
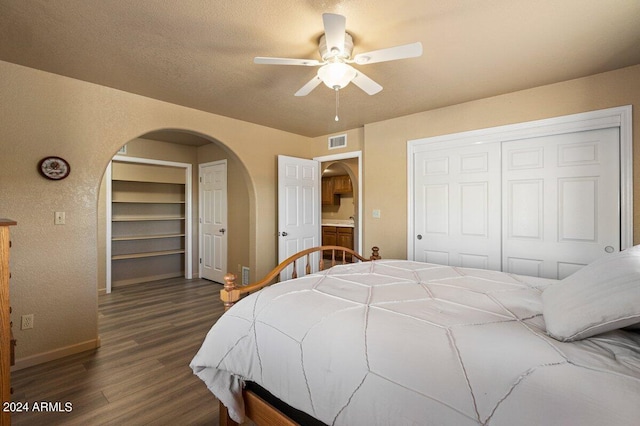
top-left (319, 33), bottom-right (354, 61)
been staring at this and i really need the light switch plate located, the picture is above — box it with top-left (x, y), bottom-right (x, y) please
top-left (55, 211), bottom-right (66, 225)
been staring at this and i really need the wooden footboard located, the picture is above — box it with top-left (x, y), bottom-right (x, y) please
top-left (221, 246), bottom-right (380, 310)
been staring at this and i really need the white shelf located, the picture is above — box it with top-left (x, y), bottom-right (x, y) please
top-left (112, 249), bottom-right (185, 261)
top-left (111, 178), bottom-right (183, 184)
top-left (112, 216), bottom-right (185, 222)
top-left (112, 200), bottom-right (186, 204)
top-left (112, 233), bottom-right (185, 241)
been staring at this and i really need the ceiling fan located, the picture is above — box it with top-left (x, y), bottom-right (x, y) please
top-left (254, 13), bottom-right (423, 97)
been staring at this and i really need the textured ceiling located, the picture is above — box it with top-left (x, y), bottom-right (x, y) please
top-left (1, 0), bottom-right (639, 138)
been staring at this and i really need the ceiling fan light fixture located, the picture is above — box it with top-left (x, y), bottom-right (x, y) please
top-left (255, 13), bottom-right (422, 100)
top-left (317, 62), bottom-right (357, 90)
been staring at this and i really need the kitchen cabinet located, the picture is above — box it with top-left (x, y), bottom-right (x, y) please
top-left (322, 178), bottom-right (339, 206)
top-left (322, 226), bottom-right (337, 246)
top-left (332, 175), bottom-right (353, 194)
top-left (322, 225), bottom-right (353, 260)
top-left (337, 227), bottom-right (354, 250)
top-left (322, 175), bottom-right (353, 206)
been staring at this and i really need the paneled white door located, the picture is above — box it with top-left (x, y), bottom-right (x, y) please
top-left (502, 128), bottom-right (620, 279)
top-left (278, 155), bottom-right (321, 281)
top-left (199, 161), bottom-right (227, 283)
top-left (413, 142), bottom-right (502, 270)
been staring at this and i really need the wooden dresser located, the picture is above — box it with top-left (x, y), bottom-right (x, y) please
top-left (1, 219), bottom-right (16, 426)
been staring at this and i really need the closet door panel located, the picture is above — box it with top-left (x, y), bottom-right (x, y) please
top-left (502, 127), bottom-right (620, 279)
top-left (414, 143), bottom-right (501, 270)
top-left (507, 179), bottom-right (543, 240)
top-left (558, 177), bottom-right (598, 242)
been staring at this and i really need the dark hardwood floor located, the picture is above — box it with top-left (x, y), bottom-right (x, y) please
top-left (10, 277), bottom-right (233, 425)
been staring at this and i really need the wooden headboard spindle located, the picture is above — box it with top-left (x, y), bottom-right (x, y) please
top-left (291, 259), bottom-right (298, 280)
top-left (220, 246), bottom-right (380, 311)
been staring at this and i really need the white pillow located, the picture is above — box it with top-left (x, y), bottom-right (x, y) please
top-left (542, 247), bottom-right (640, 341)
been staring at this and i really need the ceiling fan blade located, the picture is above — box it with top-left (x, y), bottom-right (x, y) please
top-left (351, 70), bottom-right (383, 95)
top-left (322, 13), bottom-right (346, 55)
top-left (295, 76), bottom-right (323, 96)
top-left (254, 57), bottom-right (322, 66)
top-left (353, 42), bottom-right (423, 65)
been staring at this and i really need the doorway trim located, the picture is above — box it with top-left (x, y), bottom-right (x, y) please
top-left (105, 155), bottom-right (193, 293)
top-left (407, 105), bottom-right (633, 260)
top-left (314, 150), bottom-right (363, 254)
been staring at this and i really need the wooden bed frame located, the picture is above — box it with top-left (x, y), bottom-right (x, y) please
top-left (218, 245), bottom-right (381, 425)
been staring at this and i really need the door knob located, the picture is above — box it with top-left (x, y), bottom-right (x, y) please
top-left (604, 246), bottom-right (614, 253)
top-left (220, 228), bottom-right (226, 234)
top-left (281, 231), bottom-right (288, 237)
top-left (417, 234), bottom-right (422, 240)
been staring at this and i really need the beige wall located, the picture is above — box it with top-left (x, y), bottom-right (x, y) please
top-left (361, 65), bottom-right (640, 259)
top-left (2, 58), bottom-right (639, 367)
top-left (0, 60), bottom-right (311, 365)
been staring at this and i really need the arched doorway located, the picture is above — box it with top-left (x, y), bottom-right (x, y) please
top-left (98, 129), bottom-right (252, 294)
top-left (318, 154), bottom-right (361, 254)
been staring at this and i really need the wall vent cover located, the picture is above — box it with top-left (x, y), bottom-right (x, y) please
top-left (328, 134), bottom-right (347, 150)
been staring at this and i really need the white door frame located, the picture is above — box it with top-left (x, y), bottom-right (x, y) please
top-left (314, 150), bottom-right (363, 255)
top-left (105, 155), bottom-right (193, 294)
top-left (407, 105), bottom-right (633, 260)
top-left (198, 160), bottom-right (228, 282)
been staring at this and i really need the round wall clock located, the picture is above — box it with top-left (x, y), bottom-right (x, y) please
top-left (38, 156), bottom-right (71, 180)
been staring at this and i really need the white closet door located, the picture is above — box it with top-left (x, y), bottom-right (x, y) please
top-left (502, 127), bottom-right (620, 279)
top-left (413, 142), bottom-right (502, 270)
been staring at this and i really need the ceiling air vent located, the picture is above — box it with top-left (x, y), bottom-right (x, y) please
top-left (328, 134), bottom-right (347, 150)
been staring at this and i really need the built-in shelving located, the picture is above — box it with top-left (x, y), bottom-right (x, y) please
top-left (109, 159), bottom-right (189, 288)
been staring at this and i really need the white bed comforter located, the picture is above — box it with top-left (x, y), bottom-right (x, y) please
top-left (190, 260), bottom-right (640, 425)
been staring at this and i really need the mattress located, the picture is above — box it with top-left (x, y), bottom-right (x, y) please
top-left (191, 260), bottom-right (640, 425)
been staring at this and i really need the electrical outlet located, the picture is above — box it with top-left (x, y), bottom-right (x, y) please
top-left (21, 314), bottom-right (34, 330)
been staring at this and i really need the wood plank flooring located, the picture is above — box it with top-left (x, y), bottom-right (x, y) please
top-left (10, 277), bottom-right (239, 425)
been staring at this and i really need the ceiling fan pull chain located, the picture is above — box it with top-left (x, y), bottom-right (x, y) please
top-left (334, 87), bottom-right (340, 121)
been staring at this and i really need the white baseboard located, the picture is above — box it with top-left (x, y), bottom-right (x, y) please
top-left (11, 338), bottom-right (101, 371)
